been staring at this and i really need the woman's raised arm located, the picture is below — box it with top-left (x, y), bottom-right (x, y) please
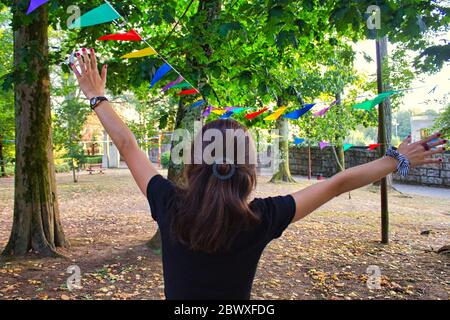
top-left (70, 48), bottom-right (158, 196)
top-left (290, 134), bottom-right (446, 223)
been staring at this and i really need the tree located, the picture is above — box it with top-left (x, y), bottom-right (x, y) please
top-left (0, 7), bottom-right (14, 177)
top-left (53, 73), bottom-right (90, 183)
top-left (2, 2), bottom-right (67, 257)
top-left (434, 104), bottom-right (450, 137)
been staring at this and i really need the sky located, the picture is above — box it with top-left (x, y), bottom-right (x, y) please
top-left (353, 39), bottom-right (449, 114)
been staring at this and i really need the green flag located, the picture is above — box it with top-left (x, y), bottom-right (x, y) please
top-left (69, 3), bottom-right (122, 29)
top-left (352, 91), bottom-right (398, 110)
top-left (344, 144), bottom-right (353, 152)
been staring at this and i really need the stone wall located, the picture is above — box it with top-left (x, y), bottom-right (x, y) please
top-left (289, 147), bottom-right (450, 188)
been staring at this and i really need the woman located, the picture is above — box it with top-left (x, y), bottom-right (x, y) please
top-left (71, 48), bottom-right (446, 300)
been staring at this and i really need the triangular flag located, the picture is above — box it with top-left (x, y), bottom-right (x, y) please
top-left (352, 91), bottom-right (397, 110)
top-left (202, 106), bottom-right (213, 117)
top-left (294, 138), bottom-right (305, 145)
top-left (121, 47), bottom-right (157, 59)
top-left (221, 111), bottom-right (234, 119)
top-left (26, 0), bottom-right (49, 15)
top-left (68, 3), bottom-right (122, 29)
top-left (150, 63), bottom-right (172, 88)
top-left (344, 144), bottom-right (353, 151)
top-left (161, 76), bottom-right (184, 92)
top-left (97, 29), bottom-right (142, 41)
top-left (314, 100), bottom-right (338, 117)
top-left (264, 107), bottom-right (287, 121)
top-left (320, 141), bottom-right (329, 150)
top-left (232, 108), bottom-right (247, 114)
top-left (284, 104), bottom-right (316, 120)
top-left (246, 108), bottom-right (268, 120)
top-left (190, 100), bottom-right (205, 109)
top-left (211, 109), bottom-right (227, 115)
top-left (177, 89), bottom-right (199, 96)
top-left (171, 82), bottom-right (192, 89)
top-left (351, 100), bottom-right (374, 110)
top-left (368, 144), bottom-right (381, 150)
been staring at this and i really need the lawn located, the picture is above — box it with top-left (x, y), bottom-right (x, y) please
top-left (0, 169), bottom-right (448, 300)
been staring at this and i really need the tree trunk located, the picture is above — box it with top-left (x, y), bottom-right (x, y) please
top-left (148, 0), bottom-right (221, 251)
top-left (71, 159), bottom-right (77, 183)
top-left (0, 135), bottom-right (5, 177)
top-left (270, 97), bottom-right (295, 183)
top-left (2, 3), bottom-right (67, 258)
top-left (376, 37), bottom-right (390, 244)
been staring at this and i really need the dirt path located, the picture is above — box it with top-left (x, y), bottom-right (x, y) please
top-left (0, 169), bottom-right (448, 300)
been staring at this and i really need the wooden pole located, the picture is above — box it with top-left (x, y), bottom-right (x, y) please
top-left (376, 38), bottom-right (389, 244)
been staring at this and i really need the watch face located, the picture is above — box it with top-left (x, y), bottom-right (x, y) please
top-left (91, 98), bottom-right (97, 106)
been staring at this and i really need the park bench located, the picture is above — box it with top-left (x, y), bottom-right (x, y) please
top-left (86, 164), bottom-right (105, 175)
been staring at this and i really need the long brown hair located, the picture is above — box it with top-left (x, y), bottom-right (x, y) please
top-left (171, 119), bottom-right (260, 253)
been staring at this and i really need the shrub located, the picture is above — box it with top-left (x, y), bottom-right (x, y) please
top-left (161, 151), bottom-right (171, 169)
top-left (85, 156), bottom-right (103, 164)
top-left (55, 163), bottom-right (71, 173)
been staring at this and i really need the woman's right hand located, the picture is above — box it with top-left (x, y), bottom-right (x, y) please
top-left (397, 133), bottom-right (446, 167)
top-left (70, 48), bottom-right (107, 100)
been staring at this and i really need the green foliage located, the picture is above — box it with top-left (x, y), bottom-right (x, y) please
top-left (434, 104), bottom-right (450, 137)
top-left (161, 151), bottom-right (171, 169)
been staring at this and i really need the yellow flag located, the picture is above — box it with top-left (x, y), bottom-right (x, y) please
top-left (264, 107), bottom-right (287, 121)
top-left (211, 109), bottom-right (227, 115)
top-left (121, 47), bottom-right (157, 59)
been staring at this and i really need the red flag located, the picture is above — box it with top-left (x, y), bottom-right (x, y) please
top-left (368, 144), bottom-right (381, 150)
top-left (245, 107), bottom-right (268, 120)
top-left (97, 29), bottom-right (142, 41)
top-left (177, 89), bottom-right (199, 96)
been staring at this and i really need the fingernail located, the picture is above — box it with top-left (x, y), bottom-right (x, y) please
top-left (439, 159), bottom-right (443, 162)
top-left (82, 48), bottom-right (87, 52)
top-left (76, 52), bottom-right (81, 57)
top-left (91, 48), bottom-right (94, 51)
top-left (437, 133), bottom-right (442, 137)
top-left (443, 140), bottom-right (448, 143)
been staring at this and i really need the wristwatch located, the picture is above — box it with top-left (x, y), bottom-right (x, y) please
top-left (90, 96), bottom-right (108, 110)
top-left (385, 146), bottom-right (410, 177)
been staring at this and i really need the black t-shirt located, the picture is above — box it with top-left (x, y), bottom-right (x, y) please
top-left (147, 174), bottom-right (296, 300)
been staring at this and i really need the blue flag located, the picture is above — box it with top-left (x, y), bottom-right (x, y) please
top-left (294, 138), bottom-right (305, 145)
top-left (220, 111), bottom-right (234, 119)
top-left (190, 100), bottom-right (205, 109)
top-left (284, 104), bottom-right (316, 120)
top-left (150, 63), bottom-right (172, 88)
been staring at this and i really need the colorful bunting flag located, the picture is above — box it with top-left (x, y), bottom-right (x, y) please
top-left (97, 29), bottom-right (142, 42)
top-left (211, 109), bottom-right (227, 115)
top-left (190, 100), bottom-right (205, 109)
top-left (319, 141), bottom-right (329, 150)
top-left (161, 76), bottom-right (184, 92)
top-left (344, 144), bottom-right (353, 151)
top-left (232, 108), bottom-right (247, 114)
top-left (26, 0), bottom-right (49, 15)
top-left (245, 108), bottom-right (268, 120)
top-left (264, 107), bottom-right (287, 121)
top-left (121, 47), bottom-right (157, 59)
top-left (202, 106), bottom-right (213, 117)
top-left (284, 104), bottom-right (316, 120)
top-left (294, 138), bottom-right (305, 145)
top-left (368, 144), bottom-right (381, 150)
top-left (171, 82), bottom-right (192, 89)
top-left (221, 111), bottom-right (234, 119)
top-left (177, 89), bottom-right (199, 96)
top-left (352, 91), bottom-right (397, 110)
top-left (150, 63), bottom-right (172, 88)
top-left (68, 3), bottom-right (122, 29)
